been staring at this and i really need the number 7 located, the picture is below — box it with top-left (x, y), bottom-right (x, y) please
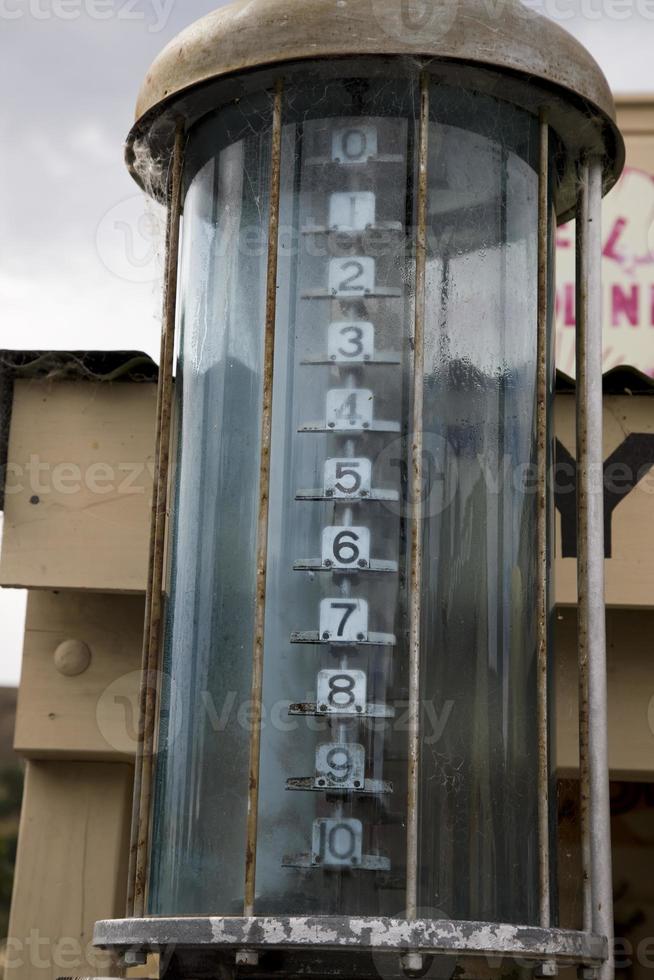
top-left (331, 602), bottom-right (356, 636)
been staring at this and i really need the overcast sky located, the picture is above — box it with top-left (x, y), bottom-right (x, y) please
top-left (0, 0), bottom-right (653, 685)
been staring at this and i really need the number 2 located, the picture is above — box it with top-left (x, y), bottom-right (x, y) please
top-left (329, 256), bottom-right (374, 297)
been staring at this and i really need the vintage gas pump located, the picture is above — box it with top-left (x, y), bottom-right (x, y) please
top-left (90, 0), bottom-right (624, 977)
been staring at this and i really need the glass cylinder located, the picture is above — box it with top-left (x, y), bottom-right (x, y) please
top-left (148, 65), bottom-right (553, 926)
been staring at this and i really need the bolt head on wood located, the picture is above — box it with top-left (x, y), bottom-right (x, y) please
top-left (54, 639), bottom-right (92, 676)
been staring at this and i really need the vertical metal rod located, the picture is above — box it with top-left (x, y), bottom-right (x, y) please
top-left (243, 78), bottom-right (283, 917)
top-left (128, 121), bottom-right (185, 919)
top-left (575, 162), bottom-right (594, 938)
top-left (577, 158), bottom-right (614, 978)
top-left (536, 110), bottom-right (551, 931)
top-left (405, 70), bottom-right (429, 922)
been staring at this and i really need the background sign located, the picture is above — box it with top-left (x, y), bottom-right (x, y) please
top-left (556, 167), bottom-right (654, 377)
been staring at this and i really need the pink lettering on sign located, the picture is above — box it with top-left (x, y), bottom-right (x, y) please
top-left (603, 217), bottom-right (628, 263)
top-left (611, 284), bottom-right (639, 327)
top-left (555, 283), bottom-right (576, 327)
top-left (555, 166), bottom-right (654, 375)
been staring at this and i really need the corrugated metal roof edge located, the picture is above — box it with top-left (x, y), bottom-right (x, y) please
top-left (557, 365), bottom-right (654, 395)
top-left (0, 349), bottom-right (158, 383)
top-left (2, 350), bottom-right (652, 393)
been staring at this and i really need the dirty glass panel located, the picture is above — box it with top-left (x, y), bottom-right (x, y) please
top-left (146, 68), bottom-right (553, 924)
top-left (255, 76), bottom-right (418, 916)
top-left (148, 95), bottom-right (273, 915)
top-left (418, 85), bottom-right (546, 924)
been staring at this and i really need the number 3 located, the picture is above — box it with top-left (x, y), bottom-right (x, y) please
top-left (328, 321), bottom-right (374, 363)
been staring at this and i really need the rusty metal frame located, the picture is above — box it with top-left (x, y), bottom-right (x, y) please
top-left (576, 159), bottom-right (593, 939)
top-left (576, 157), bottom-right (614, 980)
top-left (243, 77), bottom-right (284, 918)
top-left (405, 69), bottom-right (429, 926)
top-left (127, 120), bottom-right (185, 920)
top-left (536, 109), bottom-right (551, 934)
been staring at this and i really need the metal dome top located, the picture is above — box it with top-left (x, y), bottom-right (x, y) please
top-left (126, 0), bottom-right (624, 216)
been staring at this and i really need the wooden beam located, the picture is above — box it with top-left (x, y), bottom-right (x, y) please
top-left (5, 760), bottom-right (132, 980)
top-left (0, 380), bottom-right (156, 593)
top-left (14, 591), bottom-right (144, 762)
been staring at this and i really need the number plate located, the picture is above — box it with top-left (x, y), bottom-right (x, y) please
top-left (312, 818), bottom-right (364, 868)
top-left (329, 191), bottom-right (375, 231)
top-left (317, 669), bottom-right (367, 715)
top-left (314, 742), bottom-right (365, 790)
top-left (328, 321), bottom-right (374, 362)
top-left (324, 457), bottom-right (372, 498)
top-left (332, 126), bottom-right (378, 164)
top-left (326, 388), bottom-right (373, 430)
top-left (329, 257), bottom-right (375, 297)
top-left (319, 597), bottom-right (368, 642)
top-left (322, 526), bottom-right (370, 569)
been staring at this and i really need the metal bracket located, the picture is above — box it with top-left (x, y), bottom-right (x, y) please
top-left (296, 488), bottom-right (399, 502)
top-left (293, 558), bottom-right (398, 573)
top-left (298, 421), bottom-right (400, 434)
top-left (289, 702), bottom-right (395, 718)
top-left (286, 776), bottom-right (393, 795)
top-left (282, 853), bottom-right (391, 871)
top-left (291, 630), bottom-right (396, 647)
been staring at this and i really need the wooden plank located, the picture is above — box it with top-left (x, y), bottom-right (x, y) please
top-left (0, 380), bottom-right (156, 593)
top-left (615, 96), bottom-right (654, 133)
top-left (14, 591), bottom-right (144, 761)
top-left (1, 379), bottom-right (653, 605)
top-left (5, 760), bottom-right (132, 980)
top-left (620, 135), bottom-right (654, 173)
top-left (555, 608), bottom-right (654, 779)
